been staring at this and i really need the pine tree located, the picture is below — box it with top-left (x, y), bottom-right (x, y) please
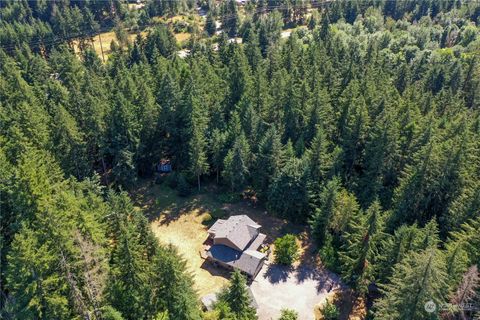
top-left (205, 12), bottom-right (216, 36)
top-left (253, 127), bottom-right (283, 200)
top-left (444, 240), bottom-right (469, 289)
top-left (153, 245), bottom-right (201, 320)
top-left (450, 216), bottom-right (480, 267)
top-left (310, 177), bottom-right (341, 246)
top-left (267, 158), bottom-right (309, 222)
top-left (107, 223), bottom-right (150, 319)
top-left (222, 133), bottom-right (251, 191)
top-left (306, 125), bottom-right (335, 185)
top-left (340, 91), bottom-right (370, 184)
top-left (357, 111), bottom-right (398, 207)
top-left (218, 269), bottom-right (257, 320)
top-left (340, 201), bottom-right (386, 294)
top-left (244, 29), bottom-right (262, 70)
top-left (189, 124), bottom-right (209, 191)
top-left (223, 0), bottom-right (239, 37)
top-left (210, 129), bottom-right (228, 184)
top-left (390, 142), bottom-right (434, 227)
top-left (228, 47), bottom-right (252, 110)
top-left (374, 248), bottom-right (449, 320)
top-left (6, 227), bottom-right (73, 319)
top-left (5, 149), bottom-right (108, 320)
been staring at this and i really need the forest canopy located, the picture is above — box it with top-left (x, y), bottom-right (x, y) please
top-left (1, 0), bottom-right (480, 319)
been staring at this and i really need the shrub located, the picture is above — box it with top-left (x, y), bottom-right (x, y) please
top-left (210, 208), bottom-right (227, 219)
top-left (274, 234), bottom-right (299, 265)
top-left (320, 301), bottom-right (339, 320)
top-left (279, 308), bottom-right (298, 320)
top-left (154, 174), bottom-right (165, 185)
top-left (177, 173), bottom-right (191, 197)
top-left (166, 172), bottom-right (178, 189)
top-left (202, 213), bottom-right (213, 225)
top-left (173, 20), bottom-right (189, 33)
top-left (217, 192), bottom-right (240, 204)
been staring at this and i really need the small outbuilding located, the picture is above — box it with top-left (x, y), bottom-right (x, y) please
top-left (156, 159), bottom-right (172, 173)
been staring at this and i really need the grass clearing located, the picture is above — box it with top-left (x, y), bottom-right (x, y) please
top-left (133, 180), bottom-right (231, 296)
top-left (132, 179), bottom-right (353, 318)
top-left (175, 32), bottom-right (191, 43)
top-left (72, 30), bottom-right (148, 61)
top-left (131, 179), bottom-right (311, 296)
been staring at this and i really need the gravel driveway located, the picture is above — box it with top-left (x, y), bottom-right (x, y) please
top-left (249, 262), bottom-right (343, 320)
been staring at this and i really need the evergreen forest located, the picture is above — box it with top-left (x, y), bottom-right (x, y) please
top-left (1, 0), bottom-right (480, 319)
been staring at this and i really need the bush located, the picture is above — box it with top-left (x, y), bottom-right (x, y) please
top-left (279, 308), bottom-right (298, 320)
top-left (210, 207), bottom-right (227, 219)
top-left (154, 174), bottom-right (165, 185)
top-left (202, 213), bottom-right (213, 225)
top-left (217, 192), bottom-right (240, 204)
top-left (320, 301), bottom-right (339, 320)
top-left (274, 234), bottom-right (299, 265)
top-left (166, 172), bottom-right (178, 189)
top-left (173, 20), bottom-right (189, 33)
top-left (177, 173), bottom-right (191, 197)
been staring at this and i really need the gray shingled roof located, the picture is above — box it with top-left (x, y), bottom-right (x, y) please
top-left (207, 244), bottom-right (266, 276)
top-left (247, 233), bottom-right (266, 251)
top-left (208, 215), bottom-right (261, 251)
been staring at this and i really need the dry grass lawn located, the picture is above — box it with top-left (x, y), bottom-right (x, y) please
top-left (73, 31), bottom-right (148, 61)
top-left (132, 180), bottom-right (306, 296)
top-left (132, 180), bottom-right (358, 319)
top-left (175, 32), bottom-right (191, 43)
top-left (151, 208), bottom-right (230, 296)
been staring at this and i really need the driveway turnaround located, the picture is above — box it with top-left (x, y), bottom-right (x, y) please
top-left (249, 263), bottom-right (342, 320)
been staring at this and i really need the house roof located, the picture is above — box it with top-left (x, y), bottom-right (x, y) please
top-left (208, 215), bottom-right (261, 251)
top-left (207, 244), bottom-right (266, 276)
top-left (247, 233), bottom-right (266, 251)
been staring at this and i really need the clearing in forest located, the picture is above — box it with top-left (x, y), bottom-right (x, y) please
top-left (132, 180), bottom-right (351, 319)
top-left (132, 180), bottom-right (305, 295)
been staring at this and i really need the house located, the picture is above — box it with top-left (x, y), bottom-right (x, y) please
top-left (206, 215), bottom-right (267, 279)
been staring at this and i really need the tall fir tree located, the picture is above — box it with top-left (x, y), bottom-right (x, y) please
top-left (374, 248), bottom-right (449, 320)
top-left (340, 201), bottom-right (386, 294)
top-left (218, 269), bottom-right (257, 320)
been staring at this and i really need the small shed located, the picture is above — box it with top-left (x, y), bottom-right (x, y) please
top-left (156, 159), bottom-right (172, 173)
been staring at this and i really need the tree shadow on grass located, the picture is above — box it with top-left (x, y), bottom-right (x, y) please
top-left (155, 197), bottom-right (212, 226)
